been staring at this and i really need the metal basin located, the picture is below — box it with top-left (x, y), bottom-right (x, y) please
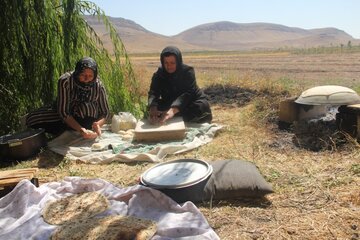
top-left (0, 128), bottom-right (47, 161)
top-left (140, 159), bottom-right (213, 203)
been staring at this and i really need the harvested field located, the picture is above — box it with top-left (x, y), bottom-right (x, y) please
top-left (132, 51), bottom-right (360, 94)
top-left (2, 51), bottom-right (360, 240)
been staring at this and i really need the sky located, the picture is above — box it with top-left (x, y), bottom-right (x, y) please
top-left (89, 0), bottom-right (360, 39)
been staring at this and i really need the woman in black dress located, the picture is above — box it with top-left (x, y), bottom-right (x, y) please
top-left (148, 46), bottom-right (212, 125)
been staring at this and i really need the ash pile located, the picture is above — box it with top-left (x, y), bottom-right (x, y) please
top-left (278, 85), bottom-right (360, 151)
top-left (204, 84), bottom-right (257, 107)
top-left (292, 107), bottom-right (347, 151)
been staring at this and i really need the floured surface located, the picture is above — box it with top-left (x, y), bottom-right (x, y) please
top-left (134, 117), bottom-right (186, 142)
top-left (0, 177), bottom-right (220, 240)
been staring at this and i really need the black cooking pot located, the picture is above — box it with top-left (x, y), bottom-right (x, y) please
top-left (0, 128), bottom-right (47, 161)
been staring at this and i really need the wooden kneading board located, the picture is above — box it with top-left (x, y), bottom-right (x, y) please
top-left (134, 117), bottom-right (186, 142)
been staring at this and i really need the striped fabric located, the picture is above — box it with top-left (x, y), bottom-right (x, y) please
top-left (26, 72), bottom-right (110, 131)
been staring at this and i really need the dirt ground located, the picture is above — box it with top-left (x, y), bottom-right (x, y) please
top-left (2, 51), bottom-right (360, 240)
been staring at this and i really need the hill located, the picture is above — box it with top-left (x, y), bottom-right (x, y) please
top-left (85, 16), bottom-right (205, 53)
top-left (84, 16), bottom-right (359, 53)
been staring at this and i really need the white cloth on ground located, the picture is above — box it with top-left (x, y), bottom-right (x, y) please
top-left (0, 177), bottom-right (220, 240)
top-left (48, 123), bottom-right (222, 163)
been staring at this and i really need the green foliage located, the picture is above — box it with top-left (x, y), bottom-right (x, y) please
top-left (291, 44), bottom-right (360, 54)
top-left (350, 164), bottom-right (360, 175)
top-left (0, 0), bottom-right (145, 136)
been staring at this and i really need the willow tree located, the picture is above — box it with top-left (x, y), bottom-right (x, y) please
top-left (0, 0), bottom-right (144, 135)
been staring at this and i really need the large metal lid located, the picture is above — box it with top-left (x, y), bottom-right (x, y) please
top-left (295, 85), bottom-right (360, 105)
top-left (140, 159), bottom-right (213, 189)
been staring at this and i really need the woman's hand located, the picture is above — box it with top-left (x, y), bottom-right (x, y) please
top-left (149, 106), bottom-right (162, 125)
top-left (64, 116), bottom-right (98, 139)
top-left (80, 128), bottom-right (98, 139)
top-left (92, 121), bottom-right (102, 136)
top-left (159, 107), bottom-right (179, 124)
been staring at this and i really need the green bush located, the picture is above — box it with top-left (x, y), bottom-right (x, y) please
top-left (0, 0), bottom-right (145, 136)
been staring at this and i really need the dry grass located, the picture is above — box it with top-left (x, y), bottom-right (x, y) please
top-left (1, 51), bottom-right (360, 240)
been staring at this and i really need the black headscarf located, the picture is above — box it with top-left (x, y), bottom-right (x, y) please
top-left (160, 46), bottom-right (183, 75)
top-left (72, 57), bottom-right (98, 102)
top-left (73, 57), bottom-right (98, 87)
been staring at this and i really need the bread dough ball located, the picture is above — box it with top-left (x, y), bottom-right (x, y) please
top-left (91, 143), bottom-right (102, 150)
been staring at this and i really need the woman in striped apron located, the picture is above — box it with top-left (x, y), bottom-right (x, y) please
top-left (26, 57), bottom-right (110, 139)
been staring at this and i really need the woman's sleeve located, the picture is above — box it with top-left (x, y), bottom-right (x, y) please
top-left (98, 83), bottom-right (110, 119)
top-left (148, 72), bottom-right (161, 107)
top-left (171, 67), bottom-right (197, 110)
top-left (57, 74), bottom-right (71, 120)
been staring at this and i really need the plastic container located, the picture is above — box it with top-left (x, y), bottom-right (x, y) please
top-left (111, 112), bottom-right (137, 133)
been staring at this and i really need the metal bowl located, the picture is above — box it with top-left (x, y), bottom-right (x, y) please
top-left (140, 159), bottom-right (213, 203)
top-left (0, 128), bottom-right (47, 161)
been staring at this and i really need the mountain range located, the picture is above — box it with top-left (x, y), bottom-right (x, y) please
top-left (84, 16), bottom-right (359, 53)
